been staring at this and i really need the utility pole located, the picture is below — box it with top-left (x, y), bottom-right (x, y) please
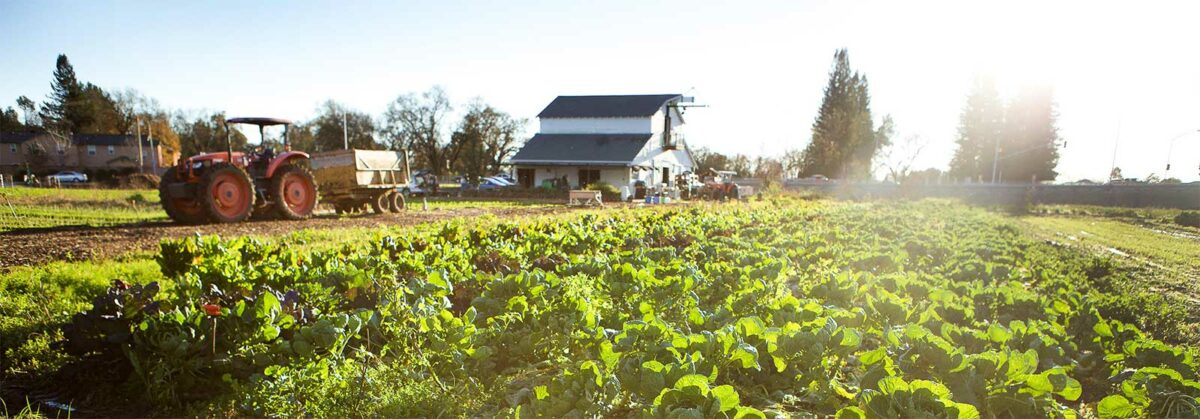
top-left (342, 111), bottom-right (349, 150)
top-left (136, 117), bottom-right (144, 174)
top-left (990, 135), bottom-right (1000, 184)
top-left (148, 127), bottom-right (157, 174)
top-left (1165, 129), bottom-right (1200, 172)
top-left (1108, 120), bottom-right (1121, 181)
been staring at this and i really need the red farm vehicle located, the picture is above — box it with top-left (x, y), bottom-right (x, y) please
top-left (699, 169), bottom-right (752, 200)
top-left (158, 117), bottom-right (318, 224)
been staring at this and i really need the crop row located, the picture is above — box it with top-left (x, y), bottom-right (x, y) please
top-left (51, 199), bottom-right (1199, 417)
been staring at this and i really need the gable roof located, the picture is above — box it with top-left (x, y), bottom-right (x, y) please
top-left (537, 94), bottom-right (682, 118)
top-left (0, 132), bottom-right (45, 144)
top-left (509, 134), bottom-right (652, 166)
top-left (73, 134), bottom-right (135, 146)
top-left (1, 132), bottom-right (157, 146)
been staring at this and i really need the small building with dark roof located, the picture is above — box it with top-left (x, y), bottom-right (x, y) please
top-left (0, 131), bottom-right (178, 176)
top-left (509, 94), bottom-right (696, 200)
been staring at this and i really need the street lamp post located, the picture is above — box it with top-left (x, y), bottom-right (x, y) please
top-left (1165, 129), bottom-right (1200, 172)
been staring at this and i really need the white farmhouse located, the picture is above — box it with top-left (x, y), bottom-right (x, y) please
top-left (509, 94), bottom-right (697, 200)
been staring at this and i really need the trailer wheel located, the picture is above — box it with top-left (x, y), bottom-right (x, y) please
top-left (159, 166), bottom-right (206, 224)
top-left (272, 165), bottom-right (318, 220)
top-left (388, 191), bottom-right (405, 212)
top-left (371, 192), bottom-right (389, 214)
top-left (200, 163), bottom-right (255, 223)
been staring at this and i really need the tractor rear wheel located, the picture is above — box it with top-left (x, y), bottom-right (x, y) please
top-left (159, 166), bottom-right (206, 224)
top-left (200, 163), bottom-right (255, 223)
top-left (271, 165), bottom-right (319, 220)
top-left (388, 191), bottom-right (405, 213)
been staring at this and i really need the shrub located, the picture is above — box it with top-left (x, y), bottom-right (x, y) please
top-left (584, 181), bottom-right (623, 201)
top-left (584, 181), bottom-right (620, 195)
top-left (1174, 211), bottom-right (1200, 228)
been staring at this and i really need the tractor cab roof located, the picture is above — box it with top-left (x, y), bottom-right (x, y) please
top-left (225, 117), bottom-right (292, 126)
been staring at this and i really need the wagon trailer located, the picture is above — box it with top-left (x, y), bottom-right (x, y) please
top-left (310, 149), bottom-right (411, 215)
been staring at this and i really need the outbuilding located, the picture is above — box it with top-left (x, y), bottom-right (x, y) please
top-left (509, 94), bottom-right (697, 200)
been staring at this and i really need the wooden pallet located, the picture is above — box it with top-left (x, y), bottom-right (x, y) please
top-left (567, 190), bottom-right (603, 207)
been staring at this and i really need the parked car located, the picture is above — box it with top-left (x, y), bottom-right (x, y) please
top-left (493, 173), bottom-right (516, 183)
top-left (477, 177), bottom-right (514, 191)
top-left (48, 171), bottom-right (88, 183)
top-left (484, 176), bottom-right (515, 186)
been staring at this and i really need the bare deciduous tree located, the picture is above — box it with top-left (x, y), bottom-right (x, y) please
top-left (879, 134), bottom-right (929, 183)
top-left (382, 87), bottom-right (453, 175)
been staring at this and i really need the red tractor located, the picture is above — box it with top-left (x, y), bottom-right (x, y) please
top-left (158, 117), bottom-right (318, 224)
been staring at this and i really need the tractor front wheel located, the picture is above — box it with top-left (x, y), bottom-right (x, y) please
top-left (200, 163), bottom-right (255, 223)
top-left (271, 165), bottom-right (318, 220)
top-left (159, 166), bottom-right (206, 224)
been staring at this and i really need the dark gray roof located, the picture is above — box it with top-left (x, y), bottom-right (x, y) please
top-left (0, 132), bottom-right (44, 144)
top-left (509, 134), bottom-right (652, 166)
top-left (1, 132), bottom-right (156, 146)
top-left (537, 94), bottom-right (682, 118)
top-left (73, 134), bottom-right (133, 146)
top-left (74, 134), bottom-right (155, 146)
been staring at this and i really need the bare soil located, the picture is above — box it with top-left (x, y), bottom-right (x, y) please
top-left (0, 206), bottom-right (575, 269)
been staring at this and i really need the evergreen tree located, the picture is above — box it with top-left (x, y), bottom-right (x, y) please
top-left (174, 112), bottom-right (248, 158)
top-left (16, 96), bottom-right (38, 127)
top-left (36, 54), bottom-right (122, 135)
top-left (691, 147), bottom-right (732, 174)
top-left (39, 54), bottom-right (82, 134)
top-left (948, 76), bottom-right (1004, 181)
top-left (798, 49), bottom-right (879, 179)
top-left (0, 107), bottom-right (22, 131)
top-left (287, 122), bottom-right (317, 152)
top-left (450, 101), bottom-right (523, 179)
top-left (311, 100), bottom-right (379, 152)
top-left (998, 86), bottom-right (1061, 182)
top-left (76, 83), bottom-right (122, 134)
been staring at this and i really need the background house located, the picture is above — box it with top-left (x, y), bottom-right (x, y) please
top-left (0, 131), bottom-right (177, 176)
top-left (508, 94), bottom-right (696, 200)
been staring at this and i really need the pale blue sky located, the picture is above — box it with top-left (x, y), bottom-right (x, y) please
top-left (2, 0), bottom-right (1198, 181)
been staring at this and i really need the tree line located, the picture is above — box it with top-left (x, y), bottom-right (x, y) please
top-left (2, 54), bottom-right (524, 179)
top-left (692, 48), bottom-right (1068, 185)
top-left (4, 51), bottom-right (1078, 184)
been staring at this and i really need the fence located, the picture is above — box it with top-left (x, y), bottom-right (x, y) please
top-left (781, 182), bottom-right (1200, 210)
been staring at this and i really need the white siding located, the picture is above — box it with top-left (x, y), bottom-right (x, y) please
top-left (648, 107), bottom-right (685, 136)
top-left (539, 117), bottom-right (653, 134)
top-left (519, 165), bottom-right (635, 200)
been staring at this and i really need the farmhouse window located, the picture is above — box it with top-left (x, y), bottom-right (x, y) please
top-left (577, 169), bottom-right (600, 188)
top-left (107, 145), bottom-right (115, 155)
top-left (8, 144), bottom-right (14, 153)
top-left (87, 145), bottom-right (96, 155)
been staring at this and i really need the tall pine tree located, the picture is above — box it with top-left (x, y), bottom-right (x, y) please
top-left (998, 85), bottom-right (1061, 182)
top-left (36, 54), bottom-right (122, 135)
top-left (948, 76), bottom-right (1004, 181)
top-left (798, 49), bottom-right (879, 179)
top-left (39, 54), bottom-right (82, 134)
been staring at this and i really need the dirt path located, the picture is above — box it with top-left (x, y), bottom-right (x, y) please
top-left (0, 206), bottom-right (574, 269)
